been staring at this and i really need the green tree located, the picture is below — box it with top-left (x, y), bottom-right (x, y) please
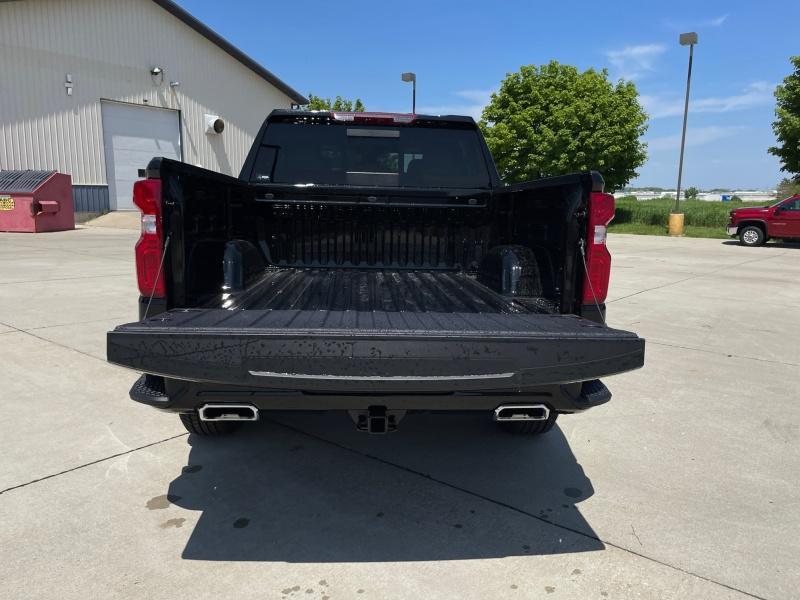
top-left (769, 56), bottom-right (800, 177)
top-left (684, 186), bottom-right (700, 199)
top-left (776, 177), bottom-right (800, 198)
top-left (306, 93), bottom-right (366, 112)
top-left (480, 61), bottom-right (648, 191)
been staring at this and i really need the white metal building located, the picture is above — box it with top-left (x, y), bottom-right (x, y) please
top-left (614, 190), bottom-right (778, 203)
top-left (0, 0), bottom-right (306, 212)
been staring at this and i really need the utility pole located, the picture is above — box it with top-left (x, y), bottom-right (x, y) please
top-left (401, 72), bottom-right (417, 113)
top-left (670, 32), bottom-right (698, 236)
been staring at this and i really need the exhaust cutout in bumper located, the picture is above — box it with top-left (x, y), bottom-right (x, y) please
top-left (198, 403), bottom-right (259, 422)
top-left (493, 404), bottom-right (550, 422)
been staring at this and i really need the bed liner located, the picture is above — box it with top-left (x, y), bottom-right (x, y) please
top-left (212, 268), bottom-right (557, 314)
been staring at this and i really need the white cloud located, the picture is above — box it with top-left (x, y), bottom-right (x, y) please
top-left (641, 81), bottom-right (774, 118)
top-left (647, 125), bottom-right (746, 151)
top-left (708, 14), bottom-right (729, 27)
top-left (664, 14), bottom-right (729, 29)
top-left (454, 89), bottom-right (493, 104)
top-left (417, 89), bottom-right (494, 120)
top-left (605, 44), bottom-right (666, 80)
top-left (639, 95), bottom-right (679, 119)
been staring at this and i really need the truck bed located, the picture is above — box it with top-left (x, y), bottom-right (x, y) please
top-left (213, 268), bottom-right (557, 314)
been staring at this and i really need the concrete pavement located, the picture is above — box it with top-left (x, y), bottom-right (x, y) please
top-left (1, 228), bottom-right (798, 599)
top-left (83, 211), bottom-right (140, 230)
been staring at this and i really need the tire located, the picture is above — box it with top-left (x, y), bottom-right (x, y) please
top-left (498, 412), bottom-right (558, 435)
top-left (179, 412), bottom-right (239, 436)
top-left (739, 225), bottom-right (766, 246)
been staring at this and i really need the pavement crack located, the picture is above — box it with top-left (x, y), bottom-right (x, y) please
top-left (647, 340), bottom-right (800, 368)
top-left (630, 524), bottom-right (643, 547)
top-left (0, 321), bottom-right (110, 364)
top-left (0, 241), bottom-right (133, 264)
top-left (608, 251), bottom-right (788, 304)
top-left (0, 273), bottom-right (129, 285)
top-left (268, 418), bottom-right (770, 600)
top-left (30, 315), bottom-right (132, 332)
top-left (0, 433), bottom-right (187, 496)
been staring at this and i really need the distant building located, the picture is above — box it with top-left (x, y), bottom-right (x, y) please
top-left (0, 0), bottom-right (306, 212)
top-left (616, 190), bottom-right (777, 203)
top-left (718, 191), bottom-right (778, 203)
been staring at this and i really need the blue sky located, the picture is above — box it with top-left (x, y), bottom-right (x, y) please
top-left (178, 0), bottom-right (799, 189)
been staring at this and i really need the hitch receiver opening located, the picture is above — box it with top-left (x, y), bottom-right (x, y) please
top-left (349, 406), bottom-right (406, 434)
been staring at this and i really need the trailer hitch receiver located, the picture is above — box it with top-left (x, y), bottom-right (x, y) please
top-left (348, 406), bottom-right (406, 434)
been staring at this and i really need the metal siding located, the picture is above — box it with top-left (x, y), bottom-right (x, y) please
top-left (0, 0), bottom-right (295, 187)
top-left (72, 185), bottom-right (110, 213)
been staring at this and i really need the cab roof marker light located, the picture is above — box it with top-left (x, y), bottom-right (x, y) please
top-left (331, 112), bottom-right (416, 124)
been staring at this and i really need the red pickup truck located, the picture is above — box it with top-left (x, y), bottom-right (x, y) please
top-left (727, 195), bottom-right (800, 246)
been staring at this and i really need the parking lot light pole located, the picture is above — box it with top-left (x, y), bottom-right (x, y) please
top-left (670, 32), bottom-right (698, 236)
top-left (401, 72), bottom-right (416, 114)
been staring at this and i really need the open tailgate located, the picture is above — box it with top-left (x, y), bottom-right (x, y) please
top-left (107, 309), bottom-right (644, 393)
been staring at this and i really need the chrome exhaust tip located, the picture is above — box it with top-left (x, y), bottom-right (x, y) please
top-left (198, 403), bottom-right (259, 422)
top-left (493, 404), bottom-right (550, 422)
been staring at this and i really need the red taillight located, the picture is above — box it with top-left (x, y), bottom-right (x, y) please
top-left (582, 191), bottom-right (615, 305)
top-left (132, 179), bottom-right (166, 298)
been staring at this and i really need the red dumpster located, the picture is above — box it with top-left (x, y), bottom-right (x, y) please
top-left (0, 170), bottom-right (74, 233)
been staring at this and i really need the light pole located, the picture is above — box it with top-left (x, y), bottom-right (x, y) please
top-left (670, 31), bottom-right (698, 236)
top-left (401, 72), bottom-right (416, 113)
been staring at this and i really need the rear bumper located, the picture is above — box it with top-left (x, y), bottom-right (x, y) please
top-left (129, 374), bottom-right (613, 414)
top-left (726, 225), bottom-right (738, 236)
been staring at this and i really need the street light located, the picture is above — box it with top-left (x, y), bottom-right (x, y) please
top-left (401, 72), bottom-right (416, 114)
top-left (670, 31), bottom-right (698, 236)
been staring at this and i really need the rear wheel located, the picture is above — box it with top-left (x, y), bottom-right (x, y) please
top-left (739, 225), bottom-right (765, 246)
top-left (179, 412), bottom-right (239, 436)
top-left (498, 412), bottom-right (558, 435)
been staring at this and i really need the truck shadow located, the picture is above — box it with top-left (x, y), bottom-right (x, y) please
top-left (168, 413), bottom-right (603, 562)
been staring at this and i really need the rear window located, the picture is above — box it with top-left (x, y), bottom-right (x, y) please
top-left (251, 123), bottom-right (491, 189)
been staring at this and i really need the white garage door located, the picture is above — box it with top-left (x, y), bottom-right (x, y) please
top-left (101, 101), bottom-right (181, 210)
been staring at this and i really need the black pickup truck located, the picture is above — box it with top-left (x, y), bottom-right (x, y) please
top-left (107, 110), bottom-right (644, 436)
